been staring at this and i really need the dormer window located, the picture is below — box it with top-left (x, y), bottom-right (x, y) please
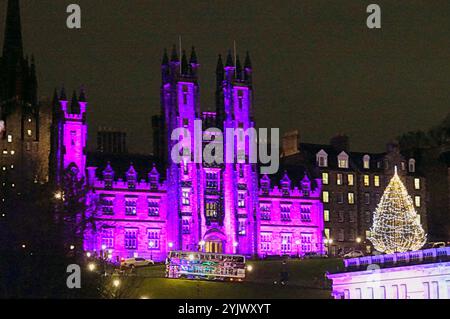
top-left (363, 155), bottom-right (370, 169)
top-left (337, 151), bottom-right (349, 169)
top-left (316, 150), bottom-right (328, 167)
top-left (409, 159), bottom-right (416, 173)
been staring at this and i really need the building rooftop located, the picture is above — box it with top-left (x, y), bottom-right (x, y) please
top-left (331, 247), bottom-right (450, 274)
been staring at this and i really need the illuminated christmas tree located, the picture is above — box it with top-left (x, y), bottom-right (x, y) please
top-left (369, 167), bottom-right (426, 254)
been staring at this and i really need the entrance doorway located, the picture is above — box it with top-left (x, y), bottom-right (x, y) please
top-left (205, 240), bottom-right (223, 253)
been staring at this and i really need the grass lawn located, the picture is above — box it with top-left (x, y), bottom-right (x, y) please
top-left (117, 258), bottom-right (343, 299)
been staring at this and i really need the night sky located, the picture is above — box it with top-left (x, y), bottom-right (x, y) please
top-left (2, 0), bottom-right (449, 153)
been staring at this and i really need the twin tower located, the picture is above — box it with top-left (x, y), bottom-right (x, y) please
top-left (152, 46), bottom-right (260, 254)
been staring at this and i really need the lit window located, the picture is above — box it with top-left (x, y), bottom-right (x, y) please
top-left (336, 173), bottom-right (343, 185)
top-left (347, 174), bottom-right (354, 186)
top-left (374, 175), bottom-right (380, 187)
top-left (322, 191), bottom-right (329, 203)
top-left (27, 130), bottom-right (32, 137)
top-left (182, 190), bottom-right (190, 206)
top-left (238, 220), bottom-right (246, 236)
top-left (324, 228), bottom-right (330, 239)
top-left (337, 151), bottom-right (349, 169)
top-left (364, 175), bottom-right (370, 187)
top-left (348, 192), bottom-right (355, 204)
top-left (415, 196), bottom-right (421, 207)
top-left (414, 178), bottom-right (420, 190)
top-left (363, 155), bottom-right (370, 169)
top-left (322, 172), bottom-right (329, 185)
top-left (7, 135), bottom-right (12, 143)
top-left (10, 150), bottom-right (15, 155)
top-left (365, 230), bottom-right (371, 238)
top-left (324, 209), bottom-right (330, 222)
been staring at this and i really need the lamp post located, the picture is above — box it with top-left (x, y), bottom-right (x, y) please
top-left (149, 241), bottom-right (155, 260)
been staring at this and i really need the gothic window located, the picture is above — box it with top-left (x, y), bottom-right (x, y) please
top-left (148, 200), bottom-right (159, 216)
top-left (125, 228), bottom-right (138, 250)
top-left (260, 204), bottom-right (271, 220)
top-left (182, 189), bottom-right (190, 206)
top-left (260, 232), bottom-right (272, 253)
top-left (301, 233), bottom-right (312, 253)
top-left (100, 195), bottom-right (114, 215)
top-left (101, 227), bottom-right (114, 249)
top-left (182, 85), bottom-right (188, 105)
top-left (205, 172), bottom-right (218, 190)
top-left (280, 204), bottom-right (291, 221)
top-left (125, 197), bottom-right (137, 216)
top-left (300, 208), bottom-right (311, 222)
top-left (182, 218), bottom-right (190, 234)
top-left (147, 229), bottom-right (160, 250)
top-left (237, 90), bottom-right (244, 109)
top-left (238, 192), bottom-right (246, 208)
top-left (205, 201), bottom-right (218, 219)
top-left (281, 233), bottom-right (292, 254)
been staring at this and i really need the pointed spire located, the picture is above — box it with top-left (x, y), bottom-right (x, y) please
top-left (225, 50), bottom-right (234, 67)
top-left (70, 90), bottom-right (80, 114)
top-left (189, 46), bottom-right (198, 64)
top-left (244, 51), bottom-right (252, 69)
top-left (235, 55), bottom-right (242, 79)
top-left (79, 86), bottom-right (86, 102)
top-left (60, 86), bottom-right (67, 100)
top-left (170, 44), bottom-right (178, 62)
top-left (3, 0), bottom-right (23, 60)
top-left (181, 50), bottom-right (189, 74)
top-left (216, 54), bottom-right (224, 72)
top-left (162, 48), bottom-right (169, 65)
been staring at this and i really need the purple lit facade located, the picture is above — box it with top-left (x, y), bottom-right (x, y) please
top-left (53, 48), bottom-right (324, 261)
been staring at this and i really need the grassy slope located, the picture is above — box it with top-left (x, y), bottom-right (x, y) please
top-left (122, 258), bottom-right (343, 299)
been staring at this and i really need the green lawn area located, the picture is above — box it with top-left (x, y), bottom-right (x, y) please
top-left (118, 258), bottom-right (343, 299)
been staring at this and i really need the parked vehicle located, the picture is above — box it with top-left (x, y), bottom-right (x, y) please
top-left (343, 250), bottom-right (364, 259)
top-left (120, 257), bottom-right (154, 269)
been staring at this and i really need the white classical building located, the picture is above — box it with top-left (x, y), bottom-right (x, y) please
top-left (327, 248), bottom-right (450, 299)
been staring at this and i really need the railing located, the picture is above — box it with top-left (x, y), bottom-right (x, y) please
top-left (344, 247), bottom-right (450, 270)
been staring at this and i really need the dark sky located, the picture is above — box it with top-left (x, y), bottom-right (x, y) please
top-left (2, 0), bottom-right (449, 153)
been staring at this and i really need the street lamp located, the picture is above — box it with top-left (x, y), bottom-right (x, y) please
top-left (69, 245), bottom-right (75, 250)
top-left (356, 237), bottom-right (362, 244)
top-left (112, 279), bottom-right (120, 288)
top-left (168, 242), bottom-right (174, 249)
top-left (86, 252), bottom-right (92, 258)
top-left (88, 263), bottom-right (96, 272)
top-left (149, 241), bottom-right (155, 260)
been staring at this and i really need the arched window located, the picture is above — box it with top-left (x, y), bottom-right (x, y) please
top-left (408, 159), bottom-right (416, 173)
top-left (363, 155), bottom-right (370, 169)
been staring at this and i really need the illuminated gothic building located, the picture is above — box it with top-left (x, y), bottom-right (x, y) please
top-left (63, 48), bottom-right (324, 261)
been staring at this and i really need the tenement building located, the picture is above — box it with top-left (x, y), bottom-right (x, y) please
top-left (281, 132), bottom-right (427, 256)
